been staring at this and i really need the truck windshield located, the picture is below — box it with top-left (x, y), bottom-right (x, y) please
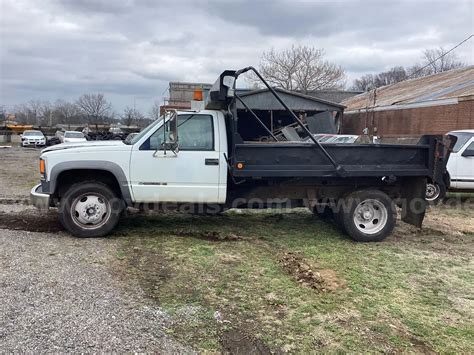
top-left (451, 132), bottom-right (473, 152)
top-left (65, 132), bottom-right (84, 138)
top-left (126, 117), bottom-right (163, 145)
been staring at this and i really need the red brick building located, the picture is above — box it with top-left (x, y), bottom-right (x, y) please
top-left (341, 66), bottom-right (474, 136)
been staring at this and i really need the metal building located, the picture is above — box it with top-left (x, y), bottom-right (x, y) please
top-left (161, 83), bottom-right (346, 140)
top-left (341, 66), bottom-right (474, 136)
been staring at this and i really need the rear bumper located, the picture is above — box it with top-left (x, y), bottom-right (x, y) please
top-left (30, 184), bottom-right (50, 209)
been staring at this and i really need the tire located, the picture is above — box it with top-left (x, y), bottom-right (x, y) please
top-left (339, 190), bottom-right (396, 242)
top-left (59, 181), bottom-right (124, 237)
top-left (425, 182), bottom-right (446, 205)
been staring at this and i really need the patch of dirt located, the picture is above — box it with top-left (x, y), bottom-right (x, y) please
top-left (0, 212), bottom-right (63, 233)
top-left (220, 329), bottom-right (271, 355)
top-left (117, 246), bottom-right (173, 302)
top-left (390, 208), bottom-right (474, 257)
top-left (389, 322), bottom-right (436, 354)
top-left (174, 229), bottom-right (244, 242)
top-left (279, 252), bottom-right (345, 292)
top-left (0, 198), bottom-right (30, 205)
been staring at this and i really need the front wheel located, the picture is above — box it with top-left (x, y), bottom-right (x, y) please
top-left (59, 181), bottom-right (123, 237)
top-left (338, 190), bottom-right (396, 242)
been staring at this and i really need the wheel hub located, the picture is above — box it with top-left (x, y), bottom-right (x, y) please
top-left (72, 194), bottom-right (109, 228)
top-left (353, 199), bottom-right (388, 235)
top-left (425, 183), bottom-right (440, 201)
top-left (361, 208), bottom-right (374, 220)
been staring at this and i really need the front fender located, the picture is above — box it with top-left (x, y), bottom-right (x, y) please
top-left (47, 160), bottom-right (133, 205)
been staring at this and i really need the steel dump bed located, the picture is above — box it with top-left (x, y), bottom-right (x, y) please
top-left (232, 135), bottom-right (450, 183)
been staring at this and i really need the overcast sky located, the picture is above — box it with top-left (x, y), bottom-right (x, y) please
top-left (0, 0), bottom-right (473, 113)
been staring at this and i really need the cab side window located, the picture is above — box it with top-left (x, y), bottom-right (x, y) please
top-left (178, 114), bottom-right (214, 150)
top-left (141, 114), bottom-right (214, 151)
top-left (464, 141), bottom-right (474, 154)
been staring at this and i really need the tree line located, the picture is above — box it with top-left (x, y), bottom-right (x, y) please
top-left (2, 94), bottom-right (162, 127)
top-left (350, 47), bottom-right (465, 91)
top-left (251, 45), bottom-right (466, 93)
top-left (1, 44), bottom-right (467, 127)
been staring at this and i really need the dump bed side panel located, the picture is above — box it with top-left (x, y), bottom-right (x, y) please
top-left (232, 143), bottom-right (431, 178)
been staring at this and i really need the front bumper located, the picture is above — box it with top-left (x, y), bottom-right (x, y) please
top-left (22, 141), bottom-right (46, 146)
top-left (30, 184), bottom-right (50, 209)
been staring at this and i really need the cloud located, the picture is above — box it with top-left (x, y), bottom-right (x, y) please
top-left (0, 0), bottom-right (472, 113)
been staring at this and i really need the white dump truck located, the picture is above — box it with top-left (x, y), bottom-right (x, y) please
top-left (31, 67), bottom-right (454, 241)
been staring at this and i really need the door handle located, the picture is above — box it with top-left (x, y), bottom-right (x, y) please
top-left (205, 158), bottom-right (219, 165)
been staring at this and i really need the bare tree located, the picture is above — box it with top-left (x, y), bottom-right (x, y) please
top-left (351, 74), bottom-right (376, 92)
top-left (39, 101), bottom-right (55, 126)
top-left (408, 47), bottom-right (465, 78)
top-left (351, 66), bottom-right (409, 91)
top-left (25, 99), bottom-right (43, 125)
top-left (353, 46), bottom-right (467, 90)
top-left (121, 106), bottom-right (145, 126)
top-left (255, 45), bottom-right (346, 93)
top-left (375, 66), bottom-right (408, 87)
top-left (149, 101), bottom-right (162, 121)
top-left (54, 100), bottom-right (80, 125)
top-left (76, 93), bottom-right (113, 124)
top-left (13, 104), bottom-right (29, 124)
top-left (0, 105), bottom-right (6, 121)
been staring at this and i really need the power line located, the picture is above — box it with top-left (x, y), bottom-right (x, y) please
top-left (408, 34), bottom-right (473, 79)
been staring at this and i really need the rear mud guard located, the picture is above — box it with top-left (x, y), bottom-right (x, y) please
top-left (400, 177), bottom-right (427, 228)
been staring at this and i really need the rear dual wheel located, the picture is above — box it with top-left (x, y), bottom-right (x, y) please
top-left (425, 182), bottom-right (446, 205)
top-left (313, 190), bottom-right (396, 242)
top-left (338, 190), bottom-right (396, 242)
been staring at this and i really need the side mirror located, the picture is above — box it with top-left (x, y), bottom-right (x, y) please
top-left (160, 141), bottom-right (179, 152)
top-left (154, 110), bottom-right (179, 157)
top-left (462, 149), bottom-right (474, 157)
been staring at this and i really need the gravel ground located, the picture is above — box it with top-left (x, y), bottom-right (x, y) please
top-left (0, 147), bottom-right (194, 352)
top-left (0, 229), bottom-right (193, 353)
top-left (0, 147), bottom-right (40, 200)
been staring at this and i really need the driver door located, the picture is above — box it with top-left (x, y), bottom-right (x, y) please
top-left (129, 113), bottom-right (221, 203)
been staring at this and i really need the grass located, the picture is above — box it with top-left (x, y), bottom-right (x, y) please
top-left (111, 208), bottom-right (474, 353)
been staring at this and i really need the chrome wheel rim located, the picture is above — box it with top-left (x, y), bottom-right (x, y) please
top-left (425, 183), bottom-right (440, 201)
top-left (71, 193), bottom-right (111, 230)
top-left (353, 199), bottom-right (388, 235)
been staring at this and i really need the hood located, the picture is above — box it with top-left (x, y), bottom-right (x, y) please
top-left (42, 140), bottom-right (127, 153)
top-left (63, 137), bottom-right (87, 142)
top-left (23, 135), bottom-right (45, 139)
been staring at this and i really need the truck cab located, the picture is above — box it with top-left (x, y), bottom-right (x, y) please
top-left (127, 110), bottom-right (228, 204)
top-left (425, 129), bottom-right (474, 202)
top-left (448, 130), bottom-right (474, 190)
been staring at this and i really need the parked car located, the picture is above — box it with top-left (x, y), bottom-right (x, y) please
top-left (304, 134), bottom-right (334, 143)
top-left (21, 130), bottom-right (46, 147)
top-left (305, 134), bottom-right (359, 144)
top-left (323, 135), bottom-right (359, 144)
top-left (62, 131), bottom-right (87, 143)
top-left (426, 129), bottom-right (474, 202)
top-left (124, 132), bottom-right (139, 144)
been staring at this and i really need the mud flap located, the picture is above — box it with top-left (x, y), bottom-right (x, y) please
top-left (400, 177), bottom-right (427, 228)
